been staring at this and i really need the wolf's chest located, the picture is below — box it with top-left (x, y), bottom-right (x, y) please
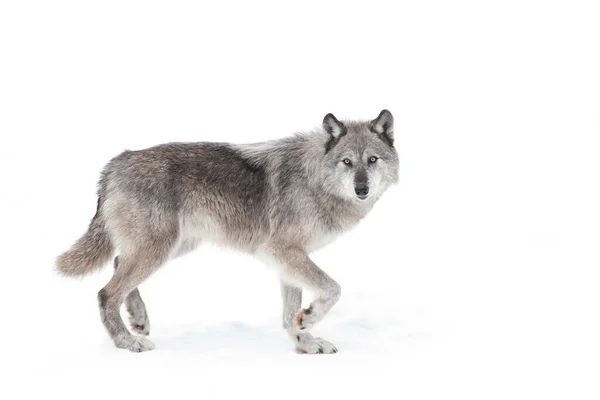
top-left (304, 205), bottom-right (364, 252)
top-left (306, 229), bottom-right (341, 253)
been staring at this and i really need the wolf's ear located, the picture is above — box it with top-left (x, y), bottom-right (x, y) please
top-left (323, 113), bottom-right (346, 140)
top-left (370, 109), bottom-right (394, 145)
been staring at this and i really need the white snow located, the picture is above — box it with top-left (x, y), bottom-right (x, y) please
top-left (1, 1), bottom-right (600, 399)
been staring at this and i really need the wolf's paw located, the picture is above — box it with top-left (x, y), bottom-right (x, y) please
top-left (293, 307), bottom-right (317, 331)
top-left (295, 334), bottom-right (337, 354)
top-left (115, 335), bottom-right (155, 352)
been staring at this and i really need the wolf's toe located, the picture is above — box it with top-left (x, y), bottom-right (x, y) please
top-left (314, 337), bottom-right (337, 354)
top-left (129, 337), bottom-right (154, 352)
top-left (116, 336), bottom-right (155, 352)
top-left (295, 334), bottom-right (337, 354)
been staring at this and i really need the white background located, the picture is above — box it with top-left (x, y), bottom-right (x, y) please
top-left (1, 1), bottom-right (599, 399)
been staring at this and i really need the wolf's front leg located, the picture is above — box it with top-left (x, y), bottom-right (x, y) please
top-left (275, 248), bottom-right (340, 354)
top-left (281, 280), bottom-right (302, 330)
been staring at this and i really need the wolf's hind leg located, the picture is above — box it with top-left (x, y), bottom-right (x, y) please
top-left (114, 257), bottom-right (150, 335)
top-left (125, 288), bottom-right (150, 335)
top-left (99, 236), bottom-right (173, 352)
top-left (275, 249), bottom-right (340, 354)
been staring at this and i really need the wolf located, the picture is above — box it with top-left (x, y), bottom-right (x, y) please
top-left (56, 110), bottom-right (399, 353)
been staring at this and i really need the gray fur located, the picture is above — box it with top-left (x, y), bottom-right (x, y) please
top-left (56, 110), bottom-right (399, 353)
top-left (115, 257), bottom-right (150, 335)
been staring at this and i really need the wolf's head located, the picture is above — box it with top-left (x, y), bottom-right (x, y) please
top-left (320, 110), bottom-right (399, 203)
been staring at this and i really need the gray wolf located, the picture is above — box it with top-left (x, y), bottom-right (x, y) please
top-left (56, 110), bottom-right (399, 353)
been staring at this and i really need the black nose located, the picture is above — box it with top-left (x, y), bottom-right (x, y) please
top-left (355, 185), bottom-right (369, 199)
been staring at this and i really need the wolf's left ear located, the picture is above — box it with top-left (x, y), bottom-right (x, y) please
top-left (323, 113), bottom-right (347, 140)
top-left (370, 109), bottom-right (394, 145)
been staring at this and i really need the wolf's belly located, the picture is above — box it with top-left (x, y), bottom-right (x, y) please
top-left (173, 211), bottom-right (268, 256)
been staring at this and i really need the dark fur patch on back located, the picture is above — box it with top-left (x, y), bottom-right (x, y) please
top-left (209, 145), bottom-right (263, 174)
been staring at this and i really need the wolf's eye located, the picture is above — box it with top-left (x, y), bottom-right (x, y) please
top-left (369, 156), bottom-right (378, 164)
top-left (343, 158), bottom-right (352, 166)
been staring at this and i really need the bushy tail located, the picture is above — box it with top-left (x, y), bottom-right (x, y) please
top-left (56, 208), bottom-right (114, 277)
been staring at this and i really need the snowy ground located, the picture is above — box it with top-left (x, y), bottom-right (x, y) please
top-left (2, 1), bottom-right (600, 399)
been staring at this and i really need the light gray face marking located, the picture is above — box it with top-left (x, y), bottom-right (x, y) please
top-left (322, 118), bottom-right (398, 202)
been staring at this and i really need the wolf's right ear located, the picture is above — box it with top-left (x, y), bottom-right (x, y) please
top-left (323, 113), bottom-right (347, 140)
